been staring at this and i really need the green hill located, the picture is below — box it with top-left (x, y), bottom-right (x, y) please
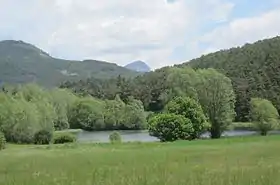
top-left (181, 36), bottom-right (280, 121)
top-left (0, 40), bottom-right (139, 87)
top-left (60, 36), bottom-right (280, 122)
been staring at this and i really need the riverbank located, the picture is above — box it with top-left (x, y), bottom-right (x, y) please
top-left (1, 135), bottom-right (280, 185)
top-left (75, 127), bottom-right (280, 143)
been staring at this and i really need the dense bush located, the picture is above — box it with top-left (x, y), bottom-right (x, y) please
top-left (0, 85), bottom-right (57, 144)
top-left (109, 131), bottom-right (122, 144)
top-left (120, 97), bottom-right (147, 130)
top-left (69, 97), bottom-right (105, 131)
top-left (165, 96), bottom-right (208, 139)
top-left (49, 88), bottom-right (77, 130)
top-left (53, 132), bottom-right (77, 144)
top-left (148, 113), bottom-right (193, 142)
top-left (0, 97), bottom-right (44, 144)
top-left (0, 83), bottom-right (149, 145)
top-left (34, 130), bottom-right (53, 145)
top-left (0, 132), bottom-right (6, 150)
top-left (250, 98), bottom-right (279, 136)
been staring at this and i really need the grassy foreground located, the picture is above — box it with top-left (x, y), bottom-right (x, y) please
top-left (1, 136), bottom-right (280, 185)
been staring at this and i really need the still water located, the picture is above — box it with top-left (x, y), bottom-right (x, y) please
top-left (77, 130), bottom-right (280, 143)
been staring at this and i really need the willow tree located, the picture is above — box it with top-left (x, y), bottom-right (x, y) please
top-left (196, 69), bottom-right (236, 138)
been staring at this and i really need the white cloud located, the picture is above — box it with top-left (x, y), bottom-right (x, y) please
top-left (0, 0), bottom-right (235, 69)
top-left (200, 8), bottom-right (280, 54)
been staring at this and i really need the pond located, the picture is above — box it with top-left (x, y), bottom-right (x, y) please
top-left (77, 130), bottom-right (280, 143)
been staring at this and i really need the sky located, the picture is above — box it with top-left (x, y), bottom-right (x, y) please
top-left (0, 0), bottom-right (280, 69)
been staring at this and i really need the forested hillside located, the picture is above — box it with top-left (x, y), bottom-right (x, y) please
top-left (182, 36), bottom-right (280, 121)
top-left (62, 36), bottom-right (280, 122)
top-left (0, 40), bottom-right (139, 87)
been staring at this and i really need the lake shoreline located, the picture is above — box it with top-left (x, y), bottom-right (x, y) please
top-left (75, 129), bottom-right (280, 143)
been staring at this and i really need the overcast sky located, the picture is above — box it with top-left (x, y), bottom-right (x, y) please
top-left (1, 0), bottom-right (280, 69)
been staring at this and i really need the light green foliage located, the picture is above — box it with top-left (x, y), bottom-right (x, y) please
top-left (0, 131), bottom-right (5, 150)
top-left (104, 95), bottom-right (126, 129)
top-left (49, 88), bottom-right (78, 130)
top-left (122, 97), bottom-right (147, 129)
top-left (165, 67), bottom-right (199, 101)
top-left (104, 95), bottom-right (147, 130)
top-left (1, 83), bottom-right (148, 142)
top-left (0, 84), bottom-right (80, 143)
top-left (69, 97), bottom-right (105, 131)
top-left (109, 131), bottom-right (122, 144)
top-left (0, 95), bottom-right (43, 143)
top-left (53, 132), bottom-right (77, 144)
top-left (165, 97), bottom-right (208, 139)
top-left (148, 113), bottom-right (193, 142)
top-left (250, 98), bottom-right (279, 135)
top-left (195, 69), bottom-right (236, 138)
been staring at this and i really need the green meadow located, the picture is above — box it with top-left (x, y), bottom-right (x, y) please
top-left (1, 136), bottom-right (280, 185)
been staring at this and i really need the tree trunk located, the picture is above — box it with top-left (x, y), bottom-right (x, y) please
top-left (260, 130), bottom-right (267, 136)
top-left (210, 128), bottom-right (221, 139)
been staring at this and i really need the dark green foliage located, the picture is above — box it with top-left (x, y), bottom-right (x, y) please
top-left (0, 131), bottom-right (6, 150)
top-left (183, 36), bottom-right (280, 121)
top-left (165, 97), bottom-right (208, 139)
top-left (53, 132), bottom-right (77, 144)
top-left (0, 40), bottom-right (139, 87)
top-left (62, 67), bottom-right (172, 112)
top-left (109, 131), bottom-right (122, 144)
top-left (250, 98), bottom-right (279, 136)
top-left (148, 113), bottom-right (193, 142)
top-left (34, 130), bottom-right (53, 145)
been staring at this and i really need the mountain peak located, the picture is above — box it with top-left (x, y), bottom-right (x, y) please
top-left (125, 60), bottom-right (151, 72)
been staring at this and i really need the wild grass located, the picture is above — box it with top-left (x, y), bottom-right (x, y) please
top-left (1, 136), bottom-right (280, 185)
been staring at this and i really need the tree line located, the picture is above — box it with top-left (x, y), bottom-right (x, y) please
top-left (1, 66), bottom-right (279, 144)
top-left (61, 66), bottom-right (280, 140)
top-left (62, 67), bottom-right (236, 138)
top-left (61, 37), bottom-right (280, 124)
top-left (0, 84), bottom-right (146, 144)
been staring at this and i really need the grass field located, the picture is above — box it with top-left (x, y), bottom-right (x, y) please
top-left (1, 136), bottom-right (280, 185)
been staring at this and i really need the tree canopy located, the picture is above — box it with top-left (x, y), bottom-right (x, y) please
top-left (250, 98), bottom-right (279, 136)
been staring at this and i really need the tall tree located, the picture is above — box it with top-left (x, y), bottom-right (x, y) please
top-left (196, 69), bottom-right (236, 138)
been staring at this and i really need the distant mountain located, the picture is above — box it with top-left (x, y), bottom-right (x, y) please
top-left (125, 61), bottom-right (151, 72)
top-left (0, 40), bottom-right (140, 87)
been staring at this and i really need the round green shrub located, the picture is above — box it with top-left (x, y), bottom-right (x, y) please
top-left (34, 130), bottom-right (53, 145)
top-left (0, 132), bottom-right (6, 150)
top-left (165, 96), bottom-right (208, 139)
top-left (109, 131), bottom-right (122, 144)
top-left (53, 132), bottom-right (77, 144)
top-left (148, 113), bottom-right (193, 142)
top-left (250, 98), bottom-right (280, 136)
